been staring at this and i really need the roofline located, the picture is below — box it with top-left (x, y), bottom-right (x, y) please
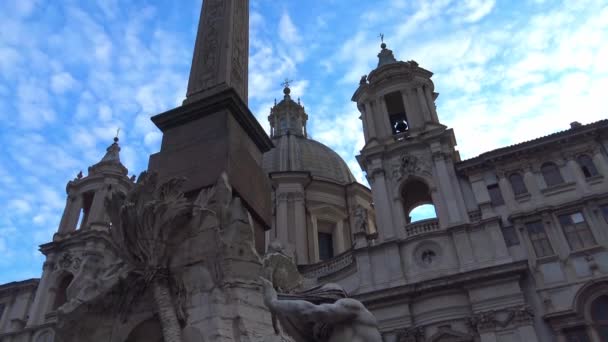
top-left (456, 119), bottom-right (608, 172)
top-left (0, 278), bottom-right (39, 293)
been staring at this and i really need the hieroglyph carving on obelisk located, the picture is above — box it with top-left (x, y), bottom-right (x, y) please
top-left (186, 0), bottom-right (249, 104)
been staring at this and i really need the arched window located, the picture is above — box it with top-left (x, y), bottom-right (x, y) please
top-left (541, 162), bottom-right (564, 187)
top-left (53, 273), bottom-right (74, 310)
top-left (577, 155), bottom-right (599, 178)
top-left (592, 295), bottom-right (608, 340)
top-left (401, 180), bottom-right (436, 224)
top-left (509, 173), bottom-right (528, 195)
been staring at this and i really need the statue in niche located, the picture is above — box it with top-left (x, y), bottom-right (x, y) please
top-left (353, 205), bottom-right (368, 233)
top-left (260, 277), bottom-right (382, 342)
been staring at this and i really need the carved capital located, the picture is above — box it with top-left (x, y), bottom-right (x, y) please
top-left (397, 326), bottom-right (424, 342)
top-left (510, 306), bottom-right (534, 326)
top-left (469, 310), bottom-right (497, 332)
top-left (432, 151), bottom-right (449, 162)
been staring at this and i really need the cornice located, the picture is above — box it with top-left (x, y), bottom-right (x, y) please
top-left (353, 261), bottom-right (528, 305)
top-left (456, 119), bottom-right (608, 173)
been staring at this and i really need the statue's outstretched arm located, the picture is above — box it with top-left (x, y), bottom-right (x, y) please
top-left (261, 277), bottom-right (359, 324)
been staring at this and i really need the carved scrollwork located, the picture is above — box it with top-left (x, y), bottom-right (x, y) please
top-left (57, 253), bottom-right (82, 271)
top-left (469, 306), bottom-right (534, 333)
top-left (397, 326), bottom-right (424, 342)
top-left (392, 153), bottom-right (432, 181)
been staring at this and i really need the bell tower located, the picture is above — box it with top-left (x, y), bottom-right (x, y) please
top-left (26, 138), bottom-right (133, 328)
top-left (353, 42), bottom-right (470, 242)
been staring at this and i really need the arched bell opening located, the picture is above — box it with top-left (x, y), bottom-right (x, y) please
top-left (401, 179), bottom-right (437, 224)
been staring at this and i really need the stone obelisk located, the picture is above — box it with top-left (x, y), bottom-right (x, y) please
top-left (185, 0), bottom-right (249, 105)
top-left (148, 0), bottom-right (273, 251)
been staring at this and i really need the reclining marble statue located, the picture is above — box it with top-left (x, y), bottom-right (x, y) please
top-left (260, 276), bottom-right (383, 342)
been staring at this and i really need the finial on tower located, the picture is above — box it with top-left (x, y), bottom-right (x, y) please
top-left (114, 128), bottom-right (120, 143)
top-left (378, 33), bottom-right (386, 49)
top-left (281, 78), bottom-right (293, 96)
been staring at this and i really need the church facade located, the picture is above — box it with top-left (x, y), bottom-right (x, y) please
top-left (2, 2), bottom-right (608, 342)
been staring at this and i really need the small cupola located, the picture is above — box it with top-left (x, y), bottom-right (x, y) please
top-left (57, 137), bottom-right (133, 235)
top-left (88, 137), bottom-right (128, 176)
top-left (268, 81), bottom-right (309, 138)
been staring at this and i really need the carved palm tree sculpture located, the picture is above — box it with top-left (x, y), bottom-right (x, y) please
top-left (105, 172), bottom-right (195, 342)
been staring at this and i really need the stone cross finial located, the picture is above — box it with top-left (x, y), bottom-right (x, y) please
top-left (281, 78), bottom-right (293, 89)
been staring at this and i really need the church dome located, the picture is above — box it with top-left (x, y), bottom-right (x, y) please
top-left (263, 134), bottom-right (356, 184)
top-left (263, 84), bottom-right (356, 184)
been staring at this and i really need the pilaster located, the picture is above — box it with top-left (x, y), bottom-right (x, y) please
top-left (293, 193), bottom-right (307, 264)
top-left (369, 167), bottom-right (397, 241)
top-left (424, 85), bottom-right (439, 122)
top-left (416, 86), bottom-right (432, 123)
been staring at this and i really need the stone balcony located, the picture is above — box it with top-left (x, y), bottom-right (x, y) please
top-left (404, 218), bottom-right (440, 238)
top-left (299, 249), bottom-right (355, 279)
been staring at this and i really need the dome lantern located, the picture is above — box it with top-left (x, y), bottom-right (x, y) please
top-left (268, 80), bottom-right (308, 138)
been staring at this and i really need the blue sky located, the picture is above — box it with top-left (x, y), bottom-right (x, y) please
top-left (1, 0), bottom-right (607, 283)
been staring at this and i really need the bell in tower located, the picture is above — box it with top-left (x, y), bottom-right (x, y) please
top-left (353, 41), bottom-right (443, 145)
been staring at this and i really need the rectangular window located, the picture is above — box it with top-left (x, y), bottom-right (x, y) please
top-left (600, 205), bottom-right (608, 223)
top-left (526, 221), bottom-right (554, 257)
top-left (563, 326), bottom-right (590, 342)
top-left (502, 226), bottom-right (520, 247)
top-left (487, 184), bottom-right (505, 206)
top-left (318, 232), bottom-right (334, 261)
top-left (559, 212), bottom-right (596, 250)
top-left (0, 303), bottom-right (5, 320)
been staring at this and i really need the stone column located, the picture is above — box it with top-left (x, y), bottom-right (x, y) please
top-left (434, 152), bottom-right (464, 223)
top-left (592, 145), bottom-right (608, 176)
top-left (356, 250), bottom-right (374, 290)
top-left (416, 86), bottom-right (432, 123)
top-left (392, 197), bottom-right (408, 239)
top-left (364, 102), bottom-right (378, 140)
top-left (566, 154), bottom-right (589, 194)
top-left (453, 229), bottom-right (475, 268)
top-left (186, 0), bottom-right (249, 104)
top-left (522, 164), bottom-right (541, 201)
top-left (431, 188), bottom-right (449, 228)
top-left (310, 215), bottom-right (320, 262)
top-left (334, 220), bottom-right (346, 254)
top-left (276, 192), bottom-right (289, 246)
top-left (26, 262), bottom-right (54, 327)
top-left (424, 85), bottom-right (439, 122)
top-left (369, 168), bottom-right (397, 241)
top-left (61, 195), bottom-right (83, 233)
top-left (378, 97), bottom-right (395, 137)
top-left (400, 90), bottom-right (421, 130)
top-left (359, 104), bottom-right (370, 142)
top-left (87, 188), bottom-right (108, 230)
top-left (497, 171), bottom-right (517, 211)
top-left (57, 194), bottom-right (74, 233)
top-left (486, 220), bottom-right (510, 260)
top-left (293, 193), bottom-right (308, 264)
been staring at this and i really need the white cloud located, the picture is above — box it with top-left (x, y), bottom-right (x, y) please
top-left (51, 72), bottom-right (77, 94)
top-left (278, 12), bottom-right (301, 44)
top-left (9, 199), bottom-right (32, 214)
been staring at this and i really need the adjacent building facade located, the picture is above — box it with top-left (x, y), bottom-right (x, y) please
top-left (1, 19), bottom-right (608, 342)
